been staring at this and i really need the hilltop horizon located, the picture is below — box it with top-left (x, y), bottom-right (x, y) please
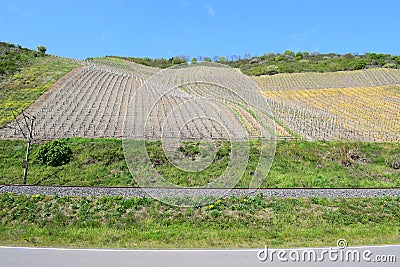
top-left (2, 41), bottom-right (399, 78)
top-left (3, 40), bottom-right (400, 61)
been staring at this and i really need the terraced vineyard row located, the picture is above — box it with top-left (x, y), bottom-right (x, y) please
top-left (255, 68), bottom-right (400, 91)
top-left (126, 63), bottom-right (275, 141)
top-left (262, 85), bottom-right (400, 142)
top-left (1, 61), bottom-right (275, 141)
top-left (90, 58), bottom-right (159, 79)
top-left (0, 61), bottom-right (145, 139)
top-left (1, 58), bottom-right (398, 142)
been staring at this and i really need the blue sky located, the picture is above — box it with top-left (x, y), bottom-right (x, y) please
top-left (1, 0), bottom-right (399, 59)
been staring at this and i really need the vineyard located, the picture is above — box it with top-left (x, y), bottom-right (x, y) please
top-left (126, 62), bottom-right (275, 142)
top-left (261, 86), bottom-right (400, 141)
top-left (0, 61), bottom-right (275, 143)
top-left (0, 58), bottom-right (399, 142)
top-left (254, 68), bottom-right (400, 90)
top-left (0, 55), bottom-right (80, 128)
top-left (256, 69), bottom-right (400, 142)
top-left (0, 59), bottom-right (161, 139)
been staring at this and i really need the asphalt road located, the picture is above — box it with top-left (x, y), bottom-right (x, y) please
top-left (0, 245), bottom-right (398, 267)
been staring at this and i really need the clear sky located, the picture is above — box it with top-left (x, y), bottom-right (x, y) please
top-left (1, 0), bottom-right (399, 59)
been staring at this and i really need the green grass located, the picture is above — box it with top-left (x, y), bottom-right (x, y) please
top-left (0, 193), bottom-right (399, 248)
top-left (0, 138), bottom-right (133, 186)
top-left (91, 56), bottom-right (126, 64)
top-left (1, 138), bottom-right (399, 188)
top-left (0, 55), bottom-right (80, 127)
top-left (0, 42), bottom-right (38, 78)
top-left (266, 141), bottom-right (400, 188)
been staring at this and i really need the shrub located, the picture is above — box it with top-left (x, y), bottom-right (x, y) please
top-left (243, 64), bottom-right (279, 76)
top-left (295, 52), bottom-right (304, 60)
top-left (353, 60), bottom-right (366, 70)
top-left (36, 140), bottom-right (72, 167)
top-left (284, 50), bottom-right (295, 58)
top-left (265, 64), bottom-right (279, 75)
top-left (37, 46), bottom-right (46, 54)
top-left (171, 56), bottom-right (186, 65)
top-left (243, 65), bottom-right (266, 76)
top-left (383, 63), bottom-right (397, 69)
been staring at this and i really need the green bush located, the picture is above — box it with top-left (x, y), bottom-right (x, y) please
top-left (383, 63), bottom-right (397, 69)
top-left (171, 57), bottom-right (186, 65)
top-left (353, 60), bottom-right (366, 70)
top-left (295, 52), bottom-right (304, 60)
top-left (37, 46), bottom-right (46, 54)
top-left (265, 64), bottom-right (279, 75)
top-left (36, 140), bottom-right (72, 167)
top-left (242, 64), bottom-right (279, 76)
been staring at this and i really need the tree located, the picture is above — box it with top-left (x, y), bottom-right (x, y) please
top-left (274, 55), bottom-right (284, 61)
top-left (37, 46), bottom-right (46, 54)
top-left (191, 57), bottom-right (198, 64)
top-left (343, 53), bottom-right (354, 60)
top-left (177, 54), bottom-right (189, 61)
top-left (284, 50), bottom-right (295, 58)
top-left (217, 56), bottom-right (227, 63)
top-left (230, 55), bottom-right (238, 61)
top-left (265, 64), bottom-right (279, 75)
top-left (392, 56), bottom-right (400, 65)
top-left (353, 60), bottom-right (366, 70)
top-left (171, 56), bottom-right (186, 65)
top-left (295, 52), bottom-right (304, 60)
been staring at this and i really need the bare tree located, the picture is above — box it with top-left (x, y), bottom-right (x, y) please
top-left (7, 110), bottom-right (36, 184)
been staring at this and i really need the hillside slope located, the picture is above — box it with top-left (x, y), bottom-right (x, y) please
top-left (254, 69), bottom-right (400, 142)
top-left (0, 43), bottom-right (399, 142)
top-left (0, 42), bottom-right (81, 127)
top-left (254, 68), bottom-right (400, 90)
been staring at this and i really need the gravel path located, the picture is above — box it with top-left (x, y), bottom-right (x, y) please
top-left (1, 185), bottom-right (400, 198)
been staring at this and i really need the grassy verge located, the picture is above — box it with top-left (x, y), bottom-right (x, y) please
top-left (0, 193), bottom-right (399, 248)
top-left (0, 56), bottom-right (80, 127)
top-left (0, 138), bottom-right (132, 186)
top-left (0, 138), bottom-right (399, 187)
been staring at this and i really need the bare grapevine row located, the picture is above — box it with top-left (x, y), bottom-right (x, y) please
top-left (2, 59), bottom-right (397, 142)
top-left (1, 61), bottom-right (272, 141)
top-left (255, 68), bottom-right (400, 91)
top-left (262, 86), bottom-right (400, 142)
